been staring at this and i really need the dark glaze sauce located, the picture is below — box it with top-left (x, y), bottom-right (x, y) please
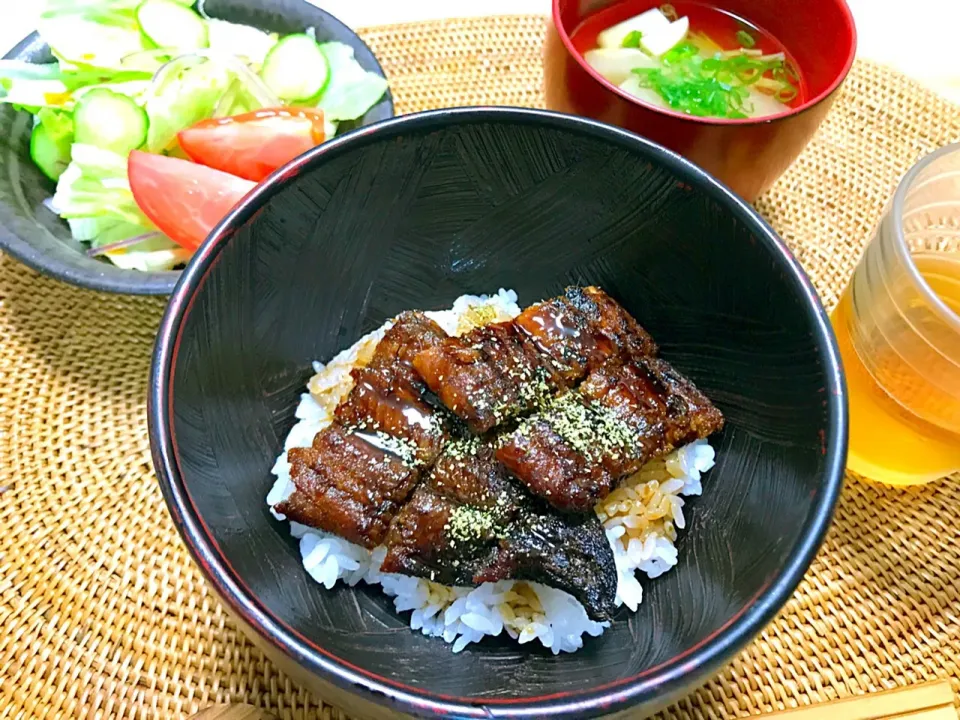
top-left (282, 287), bottom-right (721, 620)
top-left (380, 438), bottom-right (618, 620)
top-left (497, 354), bottom-right (724, 513)
top-left (278, 312), bottom-right (452, 547)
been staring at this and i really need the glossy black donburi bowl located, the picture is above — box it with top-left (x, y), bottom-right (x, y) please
top-left (149, 107), bottom-right (847, 719)
top-left (0, 0), bottom-right (393, 296)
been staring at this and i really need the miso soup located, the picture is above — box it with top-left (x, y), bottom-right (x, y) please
top-left (573, 2), bottom-right (806, 119)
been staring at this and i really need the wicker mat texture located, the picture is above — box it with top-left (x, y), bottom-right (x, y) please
top-left (2, 13), bottom-right (960, 720)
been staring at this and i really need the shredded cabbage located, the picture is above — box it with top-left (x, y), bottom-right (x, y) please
top-left (315, 43), bottom-right (388, 121)
top-left (52, 144), bottom-right (151, 226)
top-left (36, 16), bottom-right (147, 72)
top-left (144, 58), bottom-right (232, 152)
top-left (207, 19), bottom-right (278, 68)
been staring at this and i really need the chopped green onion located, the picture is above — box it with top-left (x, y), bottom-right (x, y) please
top-left (662, 42), bottom-right (699, 64)
top-left (621, 30), bottom-right (643, 49)
top-left (735, 30), bottom-right (756, 48)
top-left (630, 39), bottom-right (800, 118)
top-left (775, 84), bottom-right (798, 103)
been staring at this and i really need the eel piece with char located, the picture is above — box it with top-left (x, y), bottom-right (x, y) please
top-left (380, 439), bottom-right (518, 582)
top-left (411, 321), bottom-right (555, 435)
top-left (381, 438), bottom-right (618, 621)
top-left (496, 355), bottom-right (724, 513)
top-left (275, 312), bottom-right (451, 548)
top-left (413, 287), bottom-right (657, 434)
top-left (277, 424), bottom-right (423, 548)
top-left (513, 286), bottom-right (657, 383)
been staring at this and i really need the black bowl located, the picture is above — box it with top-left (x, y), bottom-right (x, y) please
top-left (149, 108), bottom-right (847, 719)
top-left (0, 0), bottom-right (393, 296)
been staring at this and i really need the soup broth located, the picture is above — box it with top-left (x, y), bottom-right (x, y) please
top-left (573, 1), bottom-right (807, 120)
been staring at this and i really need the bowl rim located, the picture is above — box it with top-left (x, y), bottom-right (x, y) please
top-left (0, 1), bottom-right (394, 297)
top-left (550, 0), bottom-right (858, 126)
top-left (149, 106), bottom-right (848, 718)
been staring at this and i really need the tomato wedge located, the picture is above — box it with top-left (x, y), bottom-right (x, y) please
top-left (128, 150), bottom-right (256, 251)
top-left (177, 107), bottom-right (326, 182)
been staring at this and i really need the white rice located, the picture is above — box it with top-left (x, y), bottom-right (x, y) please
top-left (267, 289), bottom-right (716, 654)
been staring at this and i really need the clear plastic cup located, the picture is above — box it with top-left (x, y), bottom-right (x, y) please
top-left (831, 143), bottom-right (960, 486)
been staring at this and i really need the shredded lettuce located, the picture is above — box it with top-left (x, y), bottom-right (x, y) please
top-left (67, 216), bottom-right (142, 244)
top-left (324, 117), bottom-right (339, 140)
top-left (0, 77), bottom-right (70, 110)
top-left (212, 78), bottom-right (267, 118)
top-left (105, 242), bottom-right (191, 271)
top-left (52, 144), bottom-right (152, 226)
top-left (118, 50), bottom-right (170, 74)
top-left (73, 79), bottom-right (151, 102)
top-left (54, 149), bottom-right (188, 269)
top-left (0, 60), bottom-right (152, 110)
top-left (0, 62), bottom-right (67, 110)
top-left (67, 217), bottom-right (189, 271)
top-left (40, 0), bottom-right (143, 20)
top-left (207, 19), bottom-right (278, 68)
top-left (315, 43), bottom-right (388, 122)
top-left (0, 60), bottom-right (152, 87)
top-left (143, 58), bottom-right (232, 152)
top-left (0, 61), bottom-right (65, 82)
top-left (36, 16), bottom-right (147, 72)
top-left (66, 217), bottom-right (119, 242)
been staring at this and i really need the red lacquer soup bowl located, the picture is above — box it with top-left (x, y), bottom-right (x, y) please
top-left (544, 0), bottom-right (857, 201)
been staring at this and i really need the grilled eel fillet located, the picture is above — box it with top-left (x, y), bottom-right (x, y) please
top-left (380, 439), bottom-right (618, 620)
top-left (412, 287), bottom-right (656, 434)
top-left (275, 312), bottom-right (451, 547)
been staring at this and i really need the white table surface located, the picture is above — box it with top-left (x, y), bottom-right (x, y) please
top-left (3, 1), bottom-right (959, 105)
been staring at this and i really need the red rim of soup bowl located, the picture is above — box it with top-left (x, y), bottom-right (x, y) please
top-left (551, 0), bottom-right (858, 126)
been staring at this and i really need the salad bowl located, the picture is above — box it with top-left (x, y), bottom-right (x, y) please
top-left (0, 0), bottom-right (394, 295)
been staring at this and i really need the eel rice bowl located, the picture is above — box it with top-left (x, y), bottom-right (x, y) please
top-left (267, 288), bottom-right (721, 654)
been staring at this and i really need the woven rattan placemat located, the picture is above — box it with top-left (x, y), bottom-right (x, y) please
top-left (2, 14), bottom-right (960, 720)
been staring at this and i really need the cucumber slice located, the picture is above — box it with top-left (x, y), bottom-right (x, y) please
top-left (30, 123), bottom-right (73, 182)
top-left (73, 89), bottom-right (149, 154)
top-left (260, 34), bottom-right (329, 102)
top-left (137, 0), bottom-right (208, 51)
